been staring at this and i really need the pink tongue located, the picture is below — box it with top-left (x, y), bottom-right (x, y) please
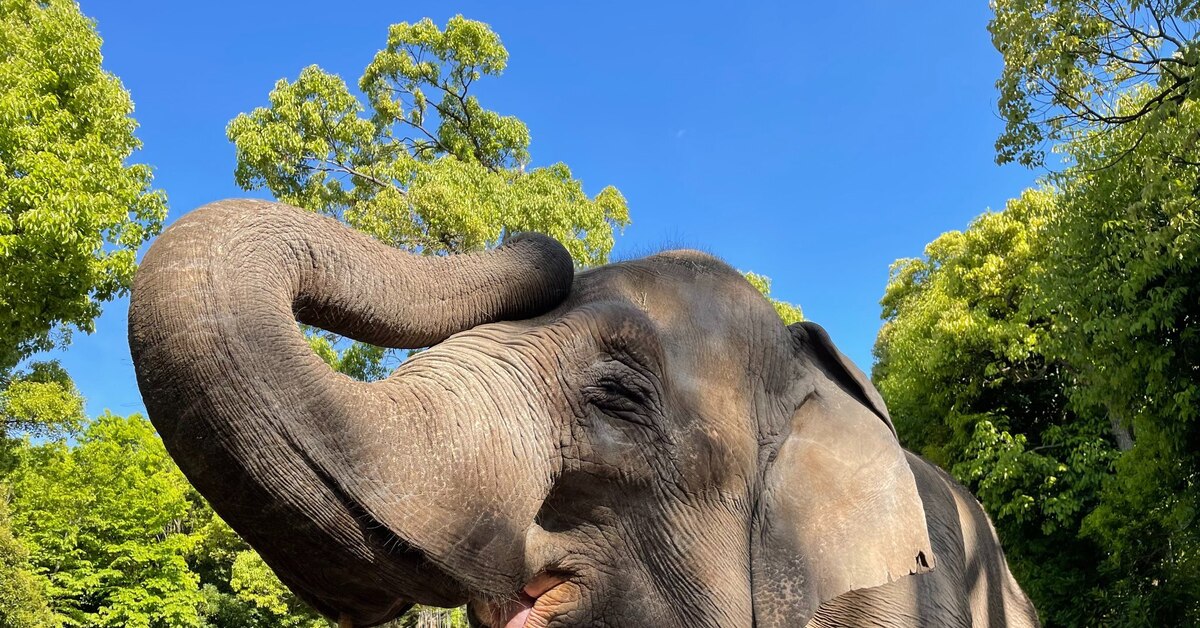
top-left (503, 604), bottom-right (533, 628)
top-left (499, 594), bottom-right (535, 628)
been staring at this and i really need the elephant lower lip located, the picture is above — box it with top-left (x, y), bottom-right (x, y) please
top-left (476, 574), bottom-right (570, 628)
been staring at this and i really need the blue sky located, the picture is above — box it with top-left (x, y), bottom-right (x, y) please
top-left (62, 1), bottom-right (1038, 417)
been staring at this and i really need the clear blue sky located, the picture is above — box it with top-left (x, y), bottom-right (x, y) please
top-left (62, 1), bottom-right (1038, 417)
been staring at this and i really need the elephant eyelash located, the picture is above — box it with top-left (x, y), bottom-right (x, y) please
top-left (583, 376), bottom-right (659, 428)
top-left (590, 403), bottom-right (655, 429)
top-left (587, 377), bottom-right (649, 405)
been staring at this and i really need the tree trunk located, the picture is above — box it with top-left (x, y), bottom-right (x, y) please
top-left (1109, 413), bottom-right (1134, 452)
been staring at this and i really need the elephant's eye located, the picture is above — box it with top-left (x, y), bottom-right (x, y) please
top-left (583, 373), bottom-right (658, 428)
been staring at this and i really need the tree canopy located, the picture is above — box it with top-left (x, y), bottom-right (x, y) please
top-left (992, 0), bottom-right (1200, 167)
top-left (9, 413), bottom-right (207, 627)
top-left (6, 413), bottom-right (328, 627)
top-left (228, 18), bottom-right (639, 461)
top-left (227, 15), bottom-right (628, 266)
top-left (1042, 78), bottom-right (1200, 624)
top-left (0, 0), bottom-right (167, 373)
top-left (0, 1), bottom-right (168, 620)
top-left (0, 489), bottom-right (52, 628)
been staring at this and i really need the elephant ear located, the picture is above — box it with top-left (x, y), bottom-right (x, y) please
top-left (795, 321), bottom-right (895, 429)
top-left (751, 321), bottom-right (935, 626)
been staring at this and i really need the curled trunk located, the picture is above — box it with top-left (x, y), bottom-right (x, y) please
top-left (129, 199), bottom-right (572, 625)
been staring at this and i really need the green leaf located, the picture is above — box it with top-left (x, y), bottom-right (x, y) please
top-left (0, 0), bottom-right (167, 373)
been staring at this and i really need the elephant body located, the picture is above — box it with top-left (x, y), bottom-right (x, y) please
top-left (129, 200), bottom-right (1039, 627)
top-left (809, 454), bottom-right (1038, 627)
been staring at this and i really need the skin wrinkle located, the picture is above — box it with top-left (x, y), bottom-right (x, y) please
top-left (133, 201), bottom-right (575, 621)
top-left (131, 200), bottom-right (1039, 627)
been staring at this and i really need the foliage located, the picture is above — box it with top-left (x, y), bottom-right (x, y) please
top-left (213, 550), bottom-right (326, 627)
top-left (989, 2), bottom-right (1200, 622)
top-left (7, 413), bottom-right (206, 627)
top-left (872, 191), bottom-right (1120, 625)
top-left (229, 15), bottom-right (633, 427)
top-left (742, 272), bottom-right (804, 325)
top-left (879, 5), bottom-right (1200, 622)
top-left (991, 0), bottom-right (1200, 168)
top-left (2, 360), bottom-right (86, 441)
top-left (0, 1), bottom-right (167, 620)
top-left (0, 487), bottom-right (53, 628)
top-left (0, 0), bottom-right (167, 372)
top-left (875, 191), bottom-right (1060, 465)
top-left (1043, 89), bottom-right (1200, 626)
top-left (227, 15), bottom-right (628, 265)
top-left (5, 412), bottom-right (331, 627)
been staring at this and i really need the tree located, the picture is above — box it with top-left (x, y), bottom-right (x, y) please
top-left (1039, 92), bottom-right (1200, 625)
top-left (879, 4), bottom-right (1200, 621)
top-left (7, 413), bottom-right (207, 627)
top-left (228, 15), bottom-right (632, 423)
top-left (0, 0), bottom-right (167, 373)
top-left (872, 190), bottom-right (1120, 626)
top-left (227, 15), bottom-right (628, 265)
top-left (991, 0), bottom-right (1200, 168)
top-left (0, 488), bottom-right (53, 628)
top-left (7, 412), bottom-right (330, 627)
top-left (0, 3), bottom-right (178, 622)
top-left (989, 3), bottom-right (1200, 622)
top-left (1, 361), bottom-right (85, 441)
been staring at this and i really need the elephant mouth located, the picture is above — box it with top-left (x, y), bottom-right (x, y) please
top-left (470, 572), bottom-right (574, 628)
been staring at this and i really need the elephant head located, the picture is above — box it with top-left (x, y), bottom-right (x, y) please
top-left (129, 199), bottom-right (934, 627)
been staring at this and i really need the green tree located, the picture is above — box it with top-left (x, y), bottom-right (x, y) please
top-left (8, 413), bottom-right (206, 627)
top-left (880, 3), bottom-right (1200, 622)
top-left (0, 1), bottom-right (167, 617)
top-left (2, 361), bottom-right (85, 440)
top-left (0, 0), bottom-right (167, 372)
top-left (0, 488), bottom-right (53, 628)
top-left (990, 2), bottom-right (1200, 622)
top-left (991, 0), bottom-right (1200, 168)
top-left (0, 1), bottom-right (168, 621)
top-left (1041, 93), bottom-right (1200, 625)
top-left (227, 15), bottom-right (628, 265)
top-left (7, 413), bottom-right (329, 627)
top-left (0, 3), bottom-right (330, 624)
top-left (872, 190), bottom-right (1120, 626)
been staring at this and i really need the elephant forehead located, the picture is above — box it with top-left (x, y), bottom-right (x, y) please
top-left (573, 250), bottom-right (764, 333)
top-left (564, 253), bottom-right (786, 399)
top-left (569, 253), bottom-right (773, 445)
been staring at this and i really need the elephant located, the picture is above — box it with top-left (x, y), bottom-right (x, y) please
top-left (128, 199), bottom-right (1040, 627)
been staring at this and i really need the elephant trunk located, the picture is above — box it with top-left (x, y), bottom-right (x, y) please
top-left (129, 199), bottom-right (573, 625)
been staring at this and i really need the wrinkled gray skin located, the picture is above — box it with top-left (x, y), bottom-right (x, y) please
top-left (129, 200), bottom-right (1039, 627)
